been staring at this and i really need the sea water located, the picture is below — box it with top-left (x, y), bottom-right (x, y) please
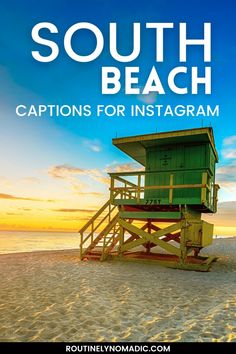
top-left (0, 230), bottom-right (81, 254)
top-left (0, 230), bottom-right (233, 255)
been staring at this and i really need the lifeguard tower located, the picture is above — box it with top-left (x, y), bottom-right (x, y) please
top-left (79, 127), bottom-right (220, 271)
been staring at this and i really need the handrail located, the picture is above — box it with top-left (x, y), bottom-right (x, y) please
top-left (101, 223), bottom-right (120, 261)
top-left (111, 184), bottom-right (208, 191)
top-left (113, 175), bottom-right (138, 188)
top-left (109, 170), bottom-right (217, 210)
top-left (82, 204), bottom-right (117, 244)
top-left (79, 199), bottom-right (110, 233)
top-left (108, 168), bottom-right (213, 177)
top-left (79, 194), bottom-right (119, 259)
top-left (80, 212), bottom-right (119, 259)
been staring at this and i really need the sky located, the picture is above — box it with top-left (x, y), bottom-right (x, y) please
top-left (0, 0), bottom-right (236, 234)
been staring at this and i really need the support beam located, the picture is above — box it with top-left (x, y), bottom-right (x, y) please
top-left (119, 219), bottom-right (182, 256)
top-left (121, 237), bottom-right (146, 252)
top-left (119, 219), bottom-right (149, 241)
top-left (123, 222), bottom-right (148, 244)
top-left (150, 238), bottom-right (181, 257)
top-left (151, 221), bottom-right (182, 239)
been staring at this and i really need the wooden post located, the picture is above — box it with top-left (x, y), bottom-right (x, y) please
top-left (180, 219), bottom-right (187, 265)
top-left (79, 232), bottom-right (83, 259)
top-left (213, 184), bottom-right (220, 212)
top-left (169, 174), bottom-right (173, 204)
top-left (146, 220), bottom-right (152, 254)
top-left (91, 221), bottom-right (94, 243)
top-left (201, 172), bottom-right (207, 204)
top-left (108, 203), bottom-right (111, 223)
top-left (110, 177), bottom-right (114, 203)
top-left (118, 223), bottom-right (124, 258)
top-left (137, 174), bottom-right (141, 203)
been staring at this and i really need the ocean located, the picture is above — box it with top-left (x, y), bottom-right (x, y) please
top-left (0, 230), bottom-right (234, 255)
top-left (0, 231), bottom-right (80, 254)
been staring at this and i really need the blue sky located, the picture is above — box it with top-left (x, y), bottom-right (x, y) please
top-left (0, 0), bottom-right (236, 232)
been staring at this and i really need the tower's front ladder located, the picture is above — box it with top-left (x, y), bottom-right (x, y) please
top-left (79, 198), bottom-right (120, 260)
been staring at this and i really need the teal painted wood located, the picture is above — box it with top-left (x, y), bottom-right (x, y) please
top-left (119, 211), bottom-right (182, 219)
top-left (144, 142), bottom-right (216, 207)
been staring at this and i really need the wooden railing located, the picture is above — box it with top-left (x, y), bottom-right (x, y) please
top-left (109, 169), bottom-right (219, 212)
top-left (100, 223), bottom-right (120, 261)
top-left (79, 198), bottom-right (118, 259)
top-left (212, 183), bottom-right (220, 212)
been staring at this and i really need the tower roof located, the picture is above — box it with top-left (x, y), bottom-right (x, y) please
top-left (112, 127), bottom-right (218, 166)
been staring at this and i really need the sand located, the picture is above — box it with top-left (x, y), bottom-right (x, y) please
top-left (0, 238), bottom-right (236, 342)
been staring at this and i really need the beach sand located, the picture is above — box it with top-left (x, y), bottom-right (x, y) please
top-left (0, 238), bottom-right (235, 342)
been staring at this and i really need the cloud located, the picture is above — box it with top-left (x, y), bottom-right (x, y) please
top-left (105, 162), bottom-right (144, 173)
top-left (49, 163), bottom-right (142, 183)
top-left (48, 164), bottom-right (85, 179)
top-left (221, 135), bottom-right (236, 159)
top-left (60, 217), bottom-right (92, 222)
top-left (216, 169), bottom-right (236, 193)
top-left (93, 176), bottom-right (110, 185)
top-left (221, 150), bottom-right (236, 159)
top-left (48, 164), bottom-right (102, 180)
top-left (20, 177), bottom-right (40, 184)
top-left (6, 212), bottom-right (22, 216)
top-left (137, 92), bottom-right (158, 104)
top-left (223, 135), bottom-right (236, 146)
top-left (0, 176), bottom-right (11, 187)
top-left (0, 193), bottom-right (39, 201)
top-left (79, 192), bottom-right (104, 197)
top-left (0, 193), bottom-right (56, 202)
top-left (82, 139), bottom-right (102, 152)
top-left (52, 208), bottom-right (97, 213)
top-left (48, 164), bottom-right (109, 189)
top-left (218, 201), bottom-right (236, 212)
top-left (216, 164), bottom-right (236, 184)
top-left (48, 162), bottom-right (143, 196)
top-left (69, 181), bottom-right (87, 194)
top-left (204, 201), bottom-right (236, 228)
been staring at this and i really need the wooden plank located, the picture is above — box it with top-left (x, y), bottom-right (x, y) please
top-left (123, 234), bottom-right (139, 244)
top-left (111, 183), bottom-right (205, 192)
top-left (119, 211), bottom-right (181, 219)
top-left (79, 199), bottom-right (111, 233)
top-left (112, 256), bottom-right (212, 271)
top-left (79, 200), bottom-right (116, 233)
top-left (109, 167), bottom-right (212, 177)
top-left (82, 215), bottom-right (119, 256)
top-left (119, 219), bottom-right (149, 241)
top-left (150, 238), bottom-right (181, 256)
top-left (150, 224), bottom-right (161, 231)
top-left (119, 219), bottom-right (182, 241)
top-left (120, 238), bottom-right (146, 252)
top-left (123, 222), bottom-right (148, 244)
top-left (169, 174), bottom-right (173, 203)
top-left (151, 221), bottom-right (182, 238)
top-left (110, 177), bottom-right (115, 203)
top-left (162, 232), bottom-right (180, 242)
top-left (119, 219), bottom-right (182, 256)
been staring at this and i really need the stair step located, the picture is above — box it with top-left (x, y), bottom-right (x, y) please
top-left (83, 253), bottom-right (102, 260)
top-left (88, 250), bottom-right (102, 254)
top-left (79, 199), bottom-right (122, 260)
top-left (86, 254), bottom-right (101, 257)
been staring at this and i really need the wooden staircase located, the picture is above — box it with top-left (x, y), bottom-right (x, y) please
top-left (79, 198), bottom-right (120, 261)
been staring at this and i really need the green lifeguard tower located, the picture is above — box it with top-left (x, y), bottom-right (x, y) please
top-left (79, 127), bottom-right (220, 271)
